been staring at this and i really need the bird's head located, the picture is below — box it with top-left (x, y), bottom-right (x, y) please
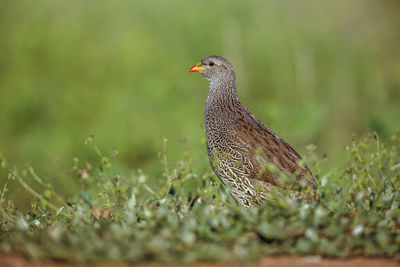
top-left (189, 55), bottom-right (235, 83)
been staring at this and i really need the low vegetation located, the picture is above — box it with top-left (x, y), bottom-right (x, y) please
top-left (0, 131), bottom-right (399, 263)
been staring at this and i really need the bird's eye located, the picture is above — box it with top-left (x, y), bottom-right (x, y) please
top-left (209, 62), bottom-right (215, 66)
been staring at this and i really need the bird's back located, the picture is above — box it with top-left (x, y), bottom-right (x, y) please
top-left (205, 100), bottom-right (317, 207)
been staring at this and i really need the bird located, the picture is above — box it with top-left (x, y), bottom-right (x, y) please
top-left (189, 55), bottom-right (318, 207)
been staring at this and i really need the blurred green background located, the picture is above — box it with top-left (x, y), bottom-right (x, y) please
top-left (0, 1), bottom-right (399, 202)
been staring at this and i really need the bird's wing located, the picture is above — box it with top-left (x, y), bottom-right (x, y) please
top-left (231, 115), bottom-right (316, 192)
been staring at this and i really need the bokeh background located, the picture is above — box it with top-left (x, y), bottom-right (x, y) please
top-left (1, 1), bottom-right (399, 204)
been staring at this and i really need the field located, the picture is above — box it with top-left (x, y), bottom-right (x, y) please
top-left (1, 132), bottom-right (399, 264)
top-left (0, 0), bottom-right (399, 265)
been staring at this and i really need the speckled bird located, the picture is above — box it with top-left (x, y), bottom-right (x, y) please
top-left (189, 55), bottom-right (318, 207)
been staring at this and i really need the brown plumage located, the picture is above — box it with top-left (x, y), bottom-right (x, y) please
top-left (189, 55), bottom-right (318, 207)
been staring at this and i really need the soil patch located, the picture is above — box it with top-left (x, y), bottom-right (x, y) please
top-left (1, 255), bottom-right (398, 267)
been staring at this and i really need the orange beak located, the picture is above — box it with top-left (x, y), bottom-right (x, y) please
top-left (189, 62), bottom-right (204, 72)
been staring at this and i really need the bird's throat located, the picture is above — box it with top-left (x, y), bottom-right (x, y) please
top-left (205, 79), bottom-right (238, 111)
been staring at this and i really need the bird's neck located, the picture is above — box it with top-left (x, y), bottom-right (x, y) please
top-left (205, 79), bottom-right (239, 112)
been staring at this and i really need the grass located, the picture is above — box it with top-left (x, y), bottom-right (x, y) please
top-left (0, 1), bottom-right (399, 263)
top-left (1, 1), bottom-right (400, 197)
top-left (0, 131), bottom-right (399, 263)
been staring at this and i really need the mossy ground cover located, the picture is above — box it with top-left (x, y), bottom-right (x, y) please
top-left (0, 132), bottom-right (399, 263)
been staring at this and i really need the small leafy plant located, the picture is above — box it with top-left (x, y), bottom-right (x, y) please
top-left (0, 132), bottom-right (399, 263)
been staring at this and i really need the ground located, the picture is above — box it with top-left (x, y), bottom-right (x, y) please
top-left (1, 255), bottom-right (399, 267)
